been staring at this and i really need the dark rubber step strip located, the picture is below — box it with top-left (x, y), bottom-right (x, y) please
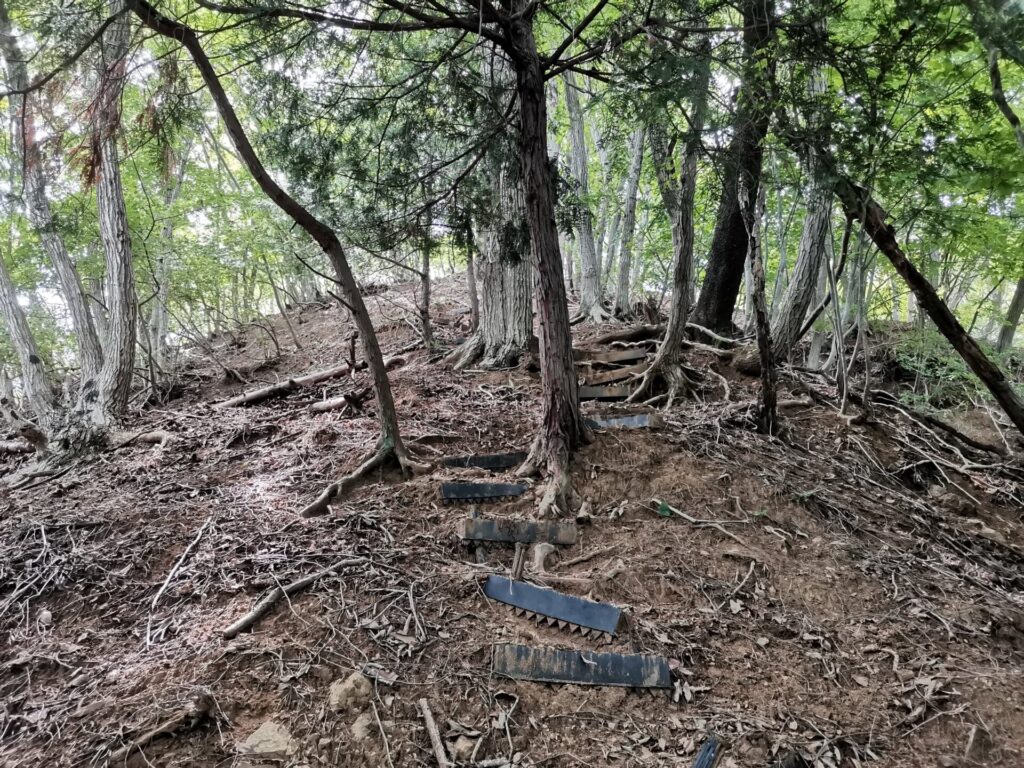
top-left (492, 644), bottom-right (672, 688)
top-left (578, 385), bottom-right (631, 401)
top-left (441, 452), bottom-right (528, 471)
top-left (691, 735), bottom-right (725, 768)
top-left (441, 482), bottom-right (528, 503)
top-left (574, 348), bottom-right (648, 364)
top-left (483, 575), bottom-right (622, 636)
top-left (458, 518), bottom-right (577, 545)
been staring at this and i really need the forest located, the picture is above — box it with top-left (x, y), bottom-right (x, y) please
top-left (0, 0), bottom-right (1023, 766)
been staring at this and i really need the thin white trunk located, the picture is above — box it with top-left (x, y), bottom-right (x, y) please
top-left (562, 70), bottom-right (603, 320)
top-left (0, 0), bottom-right (104, 387)
top-left (997, 276), bottom-right (1024, 352)
top-left (0, 248), bottom-right (54, 424)
top-left (614, 127), bottom-right (645, 317)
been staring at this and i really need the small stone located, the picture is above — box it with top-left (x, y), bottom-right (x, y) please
top-left (328, 671), bottom-right (372, 713)
top-left (756, 637), bottom-right (769, 647)
top-left (37, 609), bottom-right (53, 627)
top-left (448, 735), bottom-right (476, 762)
top-left (351, 712), bottom-right (374, 741)
top-left (239, 721), bottom-right (297, 758)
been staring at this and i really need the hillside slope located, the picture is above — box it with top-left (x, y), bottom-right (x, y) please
top-left (2, 276), bottom-right (1023, 768)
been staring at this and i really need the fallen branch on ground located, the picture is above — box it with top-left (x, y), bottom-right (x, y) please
top-left (107, 687), bottom-right (214, 763)
top-left (418, 699), bottom-right (453, 768)
top-left (214, 356), bottom-right (404, 408)
top-left (221, 557), bottom-right (365, 638)
top-left (0, 439), bottom-right (34, 454)
top-left (310, 386), bottom-right (373, 413)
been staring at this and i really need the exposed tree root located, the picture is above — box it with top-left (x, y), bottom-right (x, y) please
top-left (516, 430), bottom-right (586, 518)
top-left (445, 333), bottom-right (524, 371)
top-left (299, 437), bottom-right (429, 517)
top-left (107, 687), bottom-right (214, 764)
top-left (627, 355), bottom-right (699, 409)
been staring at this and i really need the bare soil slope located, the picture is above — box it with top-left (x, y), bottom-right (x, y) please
top-left (2, 276), bottom-right (1023, 768)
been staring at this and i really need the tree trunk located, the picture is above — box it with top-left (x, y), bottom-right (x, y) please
top-left (770, 172), bottom-right (832, 359)
top-left (629, 37), bottom-right (711, 406)
top-left (0, 0), bottom-right (104, 388)
top-left (465, 230), bottom-right (480, 332)
top-left (692, 0), bottom-right (774, 333)
top-left (744, 183), bottom-right (777, 433)
top-left (590, 120), bottom-right (612, 279)
top-left (0, 249), bottom-right (54, 425)
top-left (510, 15), bottom-right (584, 489)
top-left (419, 228), bottom-right (433, 346)
top-left (997, 276), bottom-right (1024, 352)
top-left (92, 2), bottom-right (137, 422)
top-left (150, 144), bottom-right (191, 376)
top-left (833, 176), bottom-right (1024, 436)
top-left (614, 127), bottom-right (645, 318)
top-left (127, 0), bottom-right (411, 460)
top-left (562, 70), bottom-right (603, 321)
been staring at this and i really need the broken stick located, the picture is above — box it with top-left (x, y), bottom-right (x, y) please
top-left (108, 687), bottom-right (214, 763)
top-left (417, 698), bottom-right (453, 768)
top-left (221, 557), bottom-right (365, 639)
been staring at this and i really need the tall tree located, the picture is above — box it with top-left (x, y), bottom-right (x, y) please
top-left (563, 70), bottom-right (604, 322)
top-left (692, 0), bottom-right (775, 333)
top-left (613, 126), bottom-right (644, 318)
top-left (90, 1), bottom-right (138, 422)
top-left (124, 0), bottom-right (425, 516)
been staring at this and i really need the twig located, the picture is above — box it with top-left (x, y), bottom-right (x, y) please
top-left (372, 699), bottom-right (394, 768)
top-left (417, 698), bottom-right (453, 768)
top-left (650, 498), bottom-right (751, 551)
top-left (147, 516), bottom-right (213, 646)
top-left (107, 688), bottom-right (214, 763)
top-left (221, 557), bottom-right (365, 639)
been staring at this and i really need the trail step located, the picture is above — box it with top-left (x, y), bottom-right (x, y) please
top-left (483, 575), bottom-right (622, 636)
top-left (574, 347), bottom-right (648, 364)
top-left (492, 644), bottom-right (672, 689)
top-left (586, 413), bottom-right (655, 429)
top-left (579, 385), bottom-right (631, 401)
top-left (459, 518), bottom-right (577, 545)
top-left (691, 735), bottom-right (726, 768)
top-left (441, 452), bottom-right (527, 471)
top-left (441, 482), bottom-right (527, 503)
top-left (584, 362), bottom-right (647, 386)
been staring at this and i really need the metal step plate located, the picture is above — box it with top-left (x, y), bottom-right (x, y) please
top-left (586, 413), bottom-right (655, 429)
top-left (492, 644), bottom-right (672, 688)
top-left (459, 518), bottom-right (577, 545)
top-left (578, 385), bottom-right (631, 401)
top-left (483, 576), bottom-right (622, 636)
top-left (441, 482), bottom-right (528, 503)
top-left (441, 452), bottom-right (528, 471)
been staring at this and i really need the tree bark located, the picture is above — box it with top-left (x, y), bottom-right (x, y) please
top-left (0, 250), bottom-right (54, 425)
top-left (629, 37), bottom-right (711, 406)
top-left (833, 176), bottom-right (1024, 436)
top-left (997, 276), bottom-right (1024, 352)
top-left (0, 0), bottom-right (104, 388)
top-left (509, 14), bottom-right (584, 491)
top-left (127, 0), bottom-right (410, 460)
top-left (465, 226), bottom-right (480, 331)
top-left (93, 1), bottom-right (138, 422)
top-left (562, 70), bottom-right (604, 321)
top-left (150, 143), bottom-right (191, 376)
top-left (743, 183), bottom-right (777, 433)
top-left (692, 0), bottom-right (774, 333)
top-left (613, 127), bottom-right (645, 318)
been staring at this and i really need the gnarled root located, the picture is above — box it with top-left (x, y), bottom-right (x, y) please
top-left (299, 438), bottom-right (430, 517)
top-left (516, 433), bottom-right (583, 519)
top-left (627, 356), bottom-right (699, 409)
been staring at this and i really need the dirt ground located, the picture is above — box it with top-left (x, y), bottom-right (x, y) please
top-left (2, 275), bottom-right (1023, 768)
